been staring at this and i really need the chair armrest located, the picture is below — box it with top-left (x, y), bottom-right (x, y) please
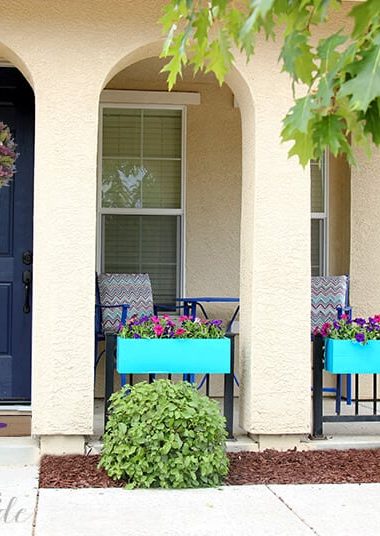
top-left (95, 303), bottom-right (130, 328)
top-left (336, 305), bottom-right (352, 320)
top-left (344, 306), bottom-right (352, 320)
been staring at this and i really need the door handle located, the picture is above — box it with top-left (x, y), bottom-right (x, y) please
top-left (22, 270), bottom-right (32, 313)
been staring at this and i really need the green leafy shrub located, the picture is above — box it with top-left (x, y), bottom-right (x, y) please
top-left (99, 379), bottom-right (228, 488)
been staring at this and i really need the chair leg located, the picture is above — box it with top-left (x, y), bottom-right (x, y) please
top-left (120, 374), bottom-right (127, 387)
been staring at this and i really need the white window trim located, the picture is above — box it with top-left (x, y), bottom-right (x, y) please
top-left (100, 89), bottom-right (200, 106)
top-left (311, 152), bottom-right (329, 276)
top-left (96, 102), bottom-right (186, 299)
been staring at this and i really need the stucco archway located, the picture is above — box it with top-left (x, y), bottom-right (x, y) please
top-left (0, 41), bottom-right (34, 89)
top-left (97, 43), bottom-right (255, 432)
top-left (97, 38), bottom-right (312, 443)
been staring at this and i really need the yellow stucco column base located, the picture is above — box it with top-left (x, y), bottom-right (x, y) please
top-left (39, 435), bottom-right (85, 456)
top-left (249, 434), bottom-right (309, 452)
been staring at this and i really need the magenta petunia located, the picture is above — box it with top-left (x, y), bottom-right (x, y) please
top-left (153, 325), bottom-right (164, 336)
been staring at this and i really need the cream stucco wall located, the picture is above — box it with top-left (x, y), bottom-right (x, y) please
top-left (0, 0), bottom-right (352, 449)
top-left (351, 148), bottom-right (380, 316)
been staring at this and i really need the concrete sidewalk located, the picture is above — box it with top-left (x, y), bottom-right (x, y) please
top-left (2, 466), bottom-right (380, 536)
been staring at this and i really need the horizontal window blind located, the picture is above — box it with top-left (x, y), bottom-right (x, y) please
top-left (311, 220), bottom-right (323, 276)
top-left (143, 110), bottom-right (181, 158)
top-left (102, 108), bottom-right (181, 209)
top-left (310, 159), bottom-right (324, 213)
top-left (103, 215), bottom-right (179, 304)
top-left (103, 108), bottom-right (141, 158)
top-left (310, 154), bottom-right (327, 276)
top-left (100, 105), bottom-right (183, 305)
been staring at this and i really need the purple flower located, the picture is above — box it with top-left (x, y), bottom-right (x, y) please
top-left (132, 333), bottom-right (141, 339)
top-left (333, 321), bottom-right (341, 330)
top-left (355, 333), bottom-right (365, 343)
top-left (354, 317), bottom-right (366, 326)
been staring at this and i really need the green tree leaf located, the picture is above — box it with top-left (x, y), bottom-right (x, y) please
top-left (160, 0), bottom-right (380, 165)
top-left (339, 41), bottom-right (380, 112)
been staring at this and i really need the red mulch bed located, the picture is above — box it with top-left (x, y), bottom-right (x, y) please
top-left (39, 449), bottom-right (380, 488)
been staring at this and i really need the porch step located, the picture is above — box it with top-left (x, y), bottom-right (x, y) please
top-left (226, 434), bottom-right (259, 453)
top-left (86, 434), bottom-right (259, 456)
top-left (0, 436), bottom-right (40, 465)
top-left (305, 435), bottom-right (380, 451)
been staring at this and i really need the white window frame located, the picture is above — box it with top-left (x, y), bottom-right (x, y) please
top-left (96, 102), bottom-right (186, 299)
top-left (311, 152), bottom-right (329, 276)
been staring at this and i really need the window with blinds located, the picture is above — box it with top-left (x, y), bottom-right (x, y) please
top-left (310, 155), bottom-right (327, 276)
top-left (99, 107), bottom-right (184, 305)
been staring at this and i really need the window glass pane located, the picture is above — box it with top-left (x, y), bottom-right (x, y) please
top-left (103, 215), bottom-right (179, 304)
top-left (143, 109), bottom-right (181, 158)
top-left (102, 159), bottom-right (144, 208)
top-left (310, 159), bottom-right (324, 213)
top-left (311, 219), bottom-right (323, 276)
top-left (142, 160), bottom-right (181, 208)
top-left (103, 108), bottom-right (141, 158)
top-left (102, 108), bottom-right (182, 208)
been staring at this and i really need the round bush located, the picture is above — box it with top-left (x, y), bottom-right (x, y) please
top-left (99, 379), bottom-right (229, 488)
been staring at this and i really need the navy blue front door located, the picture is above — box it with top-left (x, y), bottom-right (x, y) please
top-left (0, 69), bottom-right (34, 402)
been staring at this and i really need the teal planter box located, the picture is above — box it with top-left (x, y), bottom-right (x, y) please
top-left (325, 338), bottom-right (380, 374)
top-left (117, 337), bottom-right (231, 374)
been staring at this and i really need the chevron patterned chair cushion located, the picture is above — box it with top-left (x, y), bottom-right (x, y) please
top-left (97, 273), bottom-right (154, 333)
top-left (311, 275), bottom-right (349, 332)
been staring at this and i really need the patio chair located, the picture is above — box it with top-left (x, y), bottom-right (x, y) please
top-left (95, 272), bottom-right (186, 385)
top-left (95, 273), bottom-right (154, 381)
top-left (311, 274), bottom-right (352, 410)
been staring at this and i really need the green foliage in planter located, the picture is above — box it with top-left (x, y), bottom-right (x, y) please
top-left (99, 379), bottom-right (228, 488)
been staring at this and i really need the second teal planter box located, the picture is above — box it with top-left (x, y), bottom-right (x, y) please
top-left (325, 338), bottom-right (380, 374)
top-left (117, 337), bottom-right (231, 374)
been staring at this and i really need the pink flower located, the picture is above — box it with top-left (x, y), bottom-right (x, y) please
top-left (374, 315), bottom-right (380, 323)
top-left (320, 322), bottom-right (332, 337)
top-left (162, 314), bottom-right (171, 320)
top-left (151, 316), bottom-right (160, 324)
top-left (153, 325), bottom-right (164, 336)
top-left (179, 315), bottom-right (189, 322)
top-left (175, 328), bottom-right (187, 337)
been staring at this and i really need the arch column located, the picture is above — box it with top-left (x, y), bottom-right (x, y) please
top-left (230, 45), bottom-right (311, 447)
top-left (31, 77), bottom-right (100, 452)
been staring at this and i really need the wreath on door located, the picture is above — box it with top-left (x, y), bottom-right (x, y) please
top-left (0, 122), bottom-right (18, 188)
